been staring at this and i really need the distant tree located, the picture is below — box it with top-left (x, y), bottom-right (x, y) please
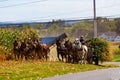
top-left (50, 19), bottom-right (66, 27)
top-left (71, 22), bottom-right (93, 38)
top-left (34, 23), bottom-right (44, 29)
top-left (47, 24), bottom-right (60, 36)
top-left (115, 18), bottom-right (120, 34)
top-left (97, 17), bottom-right (116, 34)
top-left (23, 24), bottom-right (31, 29)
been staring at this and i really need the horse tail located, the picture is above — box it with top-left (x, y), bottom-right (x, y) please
top-left (83, 45), bottom-right (88, 53)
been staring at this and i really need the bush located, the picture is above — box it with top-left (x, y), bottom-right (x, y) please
top-left (113, 48), bottom-right (120, 54)
top-left (86, 38), bottom-right (113, 61)
top-left (110, 42), bottom-right (120, 55)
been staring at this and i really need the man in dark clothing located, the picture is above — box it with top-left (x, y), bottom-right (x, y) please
top-left (80, 36), bottom-right (85, 45)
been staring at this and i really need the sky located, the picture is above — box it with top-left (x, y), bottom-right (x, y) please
top-left (0, 0), bottom-right (120, 22)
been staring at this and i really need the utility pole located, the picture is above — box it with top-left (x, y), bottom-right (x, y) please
top-left (93, 0), bottom-right (97, 38)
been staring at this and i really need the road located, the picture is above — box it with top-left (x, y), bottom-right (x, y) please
top-left (43, 62), bottom-right (120, 80)
top-left (43, 68), bottom-right (120, 80)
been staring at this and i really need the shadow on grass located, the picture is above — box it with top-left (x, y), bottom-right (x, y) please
top-left (94, 63), bottom-right (119, 68)
top-left (0, 72), bottom-right (11, 75)
top-left (114, 60), bottom-right (120, 62)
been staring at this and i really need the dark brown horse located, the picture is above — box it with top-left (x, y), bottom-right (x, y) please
top-left (64, 40), bottom-right (75, 63)
top-left (26, 40), bottom-right (36, 59)
top-left (40, 43), bottom-right (50, 61)
top-left (20, 40), bottom-right (28, 60)
top-left (32, 37), bottom-right (50, 61)
top-left (56, 39), bottom-right (68, 62)
top-left (13, 39), bottom-right (21, 60)
top-left (34, 41), bottom-right (43, 59)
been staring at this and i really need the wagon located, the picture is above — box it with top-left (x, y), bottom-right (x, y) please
top-left (40, 32), bottom-right (67, 47)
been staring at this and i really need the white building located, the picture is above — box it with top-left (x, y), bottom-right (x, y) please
top-left (99, 33), bottom-right (120, 42)
top-left (114, 36), bottom-right (120, 41)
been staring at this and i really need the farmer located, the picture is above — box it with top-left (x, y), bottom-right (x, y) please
top-left (80, 35), bottom-right (85, 45)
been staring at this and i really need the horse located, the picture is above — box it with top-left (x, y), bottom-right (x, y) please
top-left (34, 41), bottom-right (43, 59)
top-left (40, 43), bottom-right (50, 61)
top-left (72, 40), bottom-right (88, 64)
top-left (13, 39), bottom-right (21, 60)
top-left (64, 40), bottom-right (75, 63)
top-left (56, 39), bottom-right (68, 62)
top-left (20, 38), bottom-right (42, 60)
top-left (20, 40), bottom-right (28, 60)
top-left (25, 39), bottom-right (37, 60)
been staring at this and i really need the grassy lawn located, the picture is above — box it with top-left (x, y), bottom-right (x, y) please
top-left (0, 60), bottom-right (118, 80)
top-left (113, 54), bottom-right (120, 62)
top-left (110, 42), bottom-right (120, 62)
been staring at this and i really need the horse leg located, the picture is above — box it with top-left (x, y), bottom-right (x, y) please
top-left (14, 50), bottom-right (17, 60)
top-left (68, 55), bottom-right (71, 63)
top-left (14, 52), bottom-right (17, 60)
top-left (79, 52), bottom-right (83, 64)
top-left (61, 52), bottom-right (66, 62)
top-left (20, 53), bottom-right (23, 60)
top-left (25, 52), bottom-right (28, 60)
top-left (37, 48), bottom-right (43, 60)
top-left (65, 50), bottom-right (69, 63)
top-left (81, 51), bottom-right (86, 64)
top-left (43, 48), bottom-right (49, 61)
top-left (17, 53), bottom-right (19, 60)
top-left (23, 52), bottom-right (27, 60)
top-left (66, 51), bottom-right (70, 63)
top-left (44, 48), bottom-right (49, 61)
top-left (22, 51), bottom-right (28, 61)
top-left (38, 51), bottom-right (41, 59)
top-left (65, 53), bottom-right (68, 63)
top-left (16, 50), bottom-right (21, 60)
top-left (57, 51), bottom-right (61, 61)
top-left (44, 51), bottom-right (48, 61)
top-left (81, 54), bottom-right (85, 64)
top-left (61, 53), bottom-right (64, 62)
top-left (72, 54), bottom-right (76, 64)
top-left (72, 52), bottom-right (75, 64)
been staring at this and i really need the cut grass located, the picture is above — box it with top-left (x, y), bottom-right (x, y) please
top-left (113, 54), bottom-right (120, 62)
top-left (0, 60), bottom-right (118, 80)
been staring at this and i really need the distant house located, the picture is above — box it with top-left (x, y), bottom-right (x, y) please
top-left (114, 36), bottom-right (120, 41)
top-left (99, 34), bottom-right (108, 40)
top-left (99, 33), bottom-right (120, 42)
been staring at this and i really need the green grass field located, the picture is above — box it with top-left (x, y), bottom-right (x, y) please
top-left (0, 60), bottom-right (118, 80)
top-left (111, 42), bottom-right (120, 62)
top-left (113, 54), bottom-right (120, 62)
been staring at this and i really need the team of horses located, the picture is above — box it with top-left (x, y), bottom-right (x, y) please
top-left (56, 39), bottom-right (95, 64)
top-left (13, 36), bottom-right (94, 64)
top-left (13, 37), bottom-right (50, 61)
